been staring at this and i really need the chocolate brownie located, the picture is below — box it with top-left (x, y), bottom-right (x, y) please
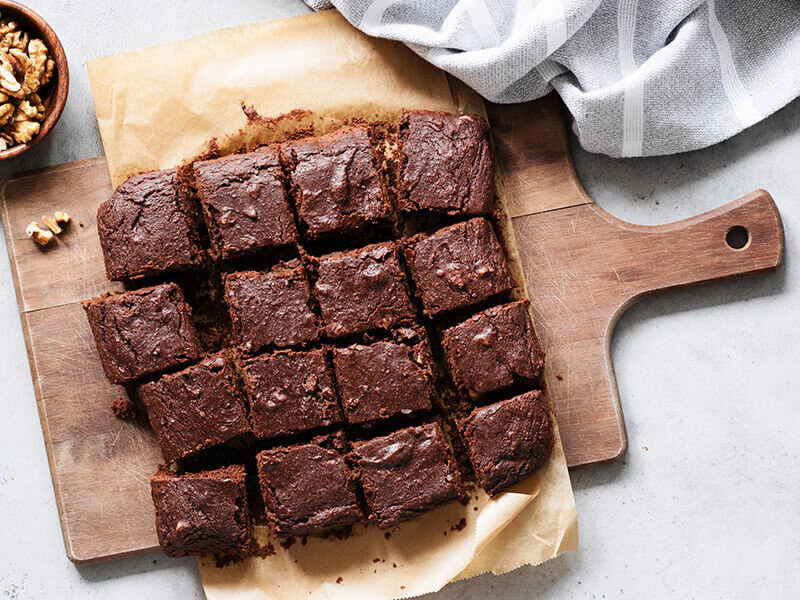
top-left (241, 348), bottom-right (342, 440)
top-left (151, 464), bottom-right (253, 557)
top-left (82, 283), bottom-right (202, 384)
top-left (256, 434), bottom-right (362, 536)
top-left (460, 391), bottom-right (554, 495)
top-left (404, 218), bottom-right (514, 316)
top-left (282, 126), bottom-right (391, 239)
top-left (313, 242), bottom-right (415, 338)
top-left (350, 423), bottom-right (464, 528)
top-left (193, 147), bottom-right (297, 260)
top-left (138, 353), bottom-right (251, 463)
top-left (224, 260), bottom-right (318, 354)
top-left (97, 168), bottom-right (204, 280)
top-left (398, 110), bottom-right (493, 215)
top-left (441, 300), bottom-right (544, 396)
top-left (333, 335), bottom-right (434, 425)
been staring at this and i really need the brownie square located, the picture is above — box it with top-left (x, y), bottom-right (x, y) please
top-left (82, 283), bottom-right (202, 384)
top-left (242, 348), bottom-right (342, 440)
top-left (460, 391), bottom-right (554, 495)
top-left (151, 465), bottom-right (252, 558)
top-left (97, 168), bottom-right (204, 280)
top-left (282, 126), bottom-right (391, 239)
top-left (313, 242), bottom-right (415, 338)
top-left (442, 300), bottom-right (544, 396)
top-left (224, 260), bottom-right (318, 354)
top-left (193, 147), bottom-right (297, 260)
top-left (333, 334), bottom-right (434, 425)
top-left (404, 218), bottom-right (514, 316)
top-left (256, 434), bottom-right (362, 536)
top-left (350, 423), bottom-right (464, 528)
top-left (138, 353), bottom-right (251, 463)
top-left (399, 110), bottom-right (494, 216)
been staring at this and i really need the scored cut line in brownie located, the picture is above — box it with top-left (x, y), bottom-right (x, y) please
top-left (460, 390), bottom-right (554, 496)
top-left (223, 260), bottom-right (319, 354)
top-left (242, 348), bottom-right (342, 440)
top-left (257, 434), bottom-right (362, 536)
top-left (282, 126), bottom-right (392, 239)
top-left (97, 168), bottom-right (204, 280)
top-left (404, 217), bottom-right (514, 316)
top-left (442, 300), bottom-right (544, 396)
top-left (194, 147), bottom-right (297, 260)
top-left (333, 335), bottom-right (434, 425)
top-left (350, 422), bottom-right (464, 528)
top-left (151, 464), bottom-right (253, 558)
top-left (138, 353), bottom-right (251, 463)
top-left (399, 110), bottom-right (494, 216)
top-left (313, 241), bottom-right (416, 339)
top-left (82, 282), bottom-right (202, 385)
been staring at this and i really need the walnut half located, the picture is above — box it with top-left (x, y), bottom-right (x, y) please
top-left (25, 221), bottom-right (53, 245)
top-left (0, 14), bottom-right (54, 151)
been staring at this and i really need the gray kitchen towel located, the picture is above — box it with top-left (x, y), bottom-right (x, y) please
top-left (305, 0), bottom-right (800, 157)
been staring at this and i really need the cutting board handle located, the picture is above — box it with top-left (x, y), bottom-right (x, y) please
top-left (601, 188), bottom-right (785, 310)
top-left (488, 95), bottom-right (786, 468)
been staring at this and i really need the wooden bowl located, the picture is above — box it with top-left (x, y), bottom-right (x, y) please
top-left (0, 0), bottom-right (68, 160)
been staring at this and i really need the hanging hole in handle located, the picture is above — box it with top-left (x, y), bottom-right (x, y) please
top-left (726, 225), bottom-right (750, 250)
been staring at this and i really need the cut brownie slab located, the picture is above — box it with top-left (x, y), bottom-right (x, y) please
top-left (313, 241), bottom-right (415, 338)
top-left (242, 348), bottom-right (342, 440)
top-left (151, 465), bottom-right (253, 558)
top-left (333, 333), bottom-right (434, 425)
top-left (398, 110), bottom-right (493, 216)
top-left (193, 147), bottom-right (297, 260)
top-left (138, 353), bottom-right (251, 463)
top-left (404, 218), bottom-right (514, 316)
top-left (224, 260), bottom-right (318, 354)
top-left (256, 434), bottom-right (362, 536)
top-left (350, 423), bottom-right (464, 528)
top-left (82, 283), bottom-right (202, 384)
top-left (460, 391), bottom-right (554, 495)
top-left (441, 300), bottom-right (544, 396)
top-left (282, 126), bottom-right (391, 239)
top-left (97, 168), bottom-right (204, 280)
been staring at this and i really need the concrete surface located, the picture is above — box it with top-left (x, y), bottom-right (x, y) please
top-left (0, 1), bottom-right (797, 598)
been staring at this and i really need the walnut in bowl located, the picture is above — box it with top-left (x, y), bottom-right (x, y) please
top-left (0, 2), bottom-right (68, 159)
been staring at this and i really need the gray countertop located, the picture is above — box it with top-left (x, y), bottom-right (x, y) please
top-left (1, 2), bottom-right (797, 598)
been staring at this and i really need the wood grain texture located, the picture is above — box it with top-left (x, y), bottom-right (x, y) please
top-left (0, 95), bottom-right (784, 563)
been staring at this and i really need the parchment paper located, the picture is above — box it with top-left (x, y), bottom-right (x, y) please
top-left (87, 10), bottom-right (578, 600)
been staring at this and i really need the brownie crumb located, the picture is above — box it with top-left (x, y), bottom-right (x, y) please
top-left (279, 536), bottom-right (296, 550)
top-left (459, 496), bottom-right (469, 507)
top-left (451, 518), bottom-right (467, 531)
top-left (556, 374), bottom-right (563, 380)
top-left (253, 542), bottom-right (276, 558)
top-left (392, 563), bottom-right (397, 568)
top-left (373, 558), bottom-right (381, 563)
top-left (111, 397), bottom-right (136, 421)
top-left (336, 577), bottom-right (343, 584)
top-left (473, 506), bottom-right (479, 511)
top-left (214, 553), bottom-right (246, 568)
top-left (384, 532), bottom-right (391, 540)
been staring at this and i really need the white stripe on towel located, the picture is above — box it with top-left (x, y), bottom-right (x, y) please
top-left (707, 0), bottom-right (760, 127)
top-left (465, 0), bottom-right (501, 49)
top-left (618, 0), bottom-right (643, 157)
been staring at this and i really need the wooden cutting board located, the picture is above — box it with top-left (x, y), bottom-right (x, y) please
top-left (0, 95), bottom-right (784, 564)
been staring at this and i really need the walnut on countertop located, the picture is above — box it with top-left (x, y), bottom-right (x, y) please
top-left (0, 14), bottom-right (55, 151)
